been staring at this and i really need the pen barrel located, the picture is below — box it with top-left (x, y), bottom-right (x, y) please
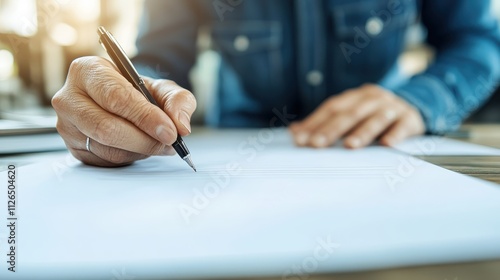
top-left (172, 135), bottom-right (190, 159)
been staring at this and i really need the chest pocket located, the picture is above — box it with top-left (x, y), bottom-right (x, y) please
top-left (209, 21), bottom-right (284, 96)
top-left (331, 0), bottom-right (418, 79)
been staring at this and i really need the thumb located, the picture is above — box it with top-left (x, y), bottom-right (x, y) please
top-left (144, 77), bottom-right (197, 136)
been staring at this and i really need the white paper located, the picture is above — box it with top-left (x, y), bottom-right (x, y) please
top-left (1, 129), bottom-right (500, 280)
top-left (394, 135), bottom-right (500, 156)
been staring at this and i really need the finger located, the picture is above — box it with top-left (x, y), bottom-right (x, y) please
top-left (56, 117), bottom-right (151, 162)
top-left (56, 119), bottom-right (146, 167)
top-left (59, 119), bottom-right (177, 166)
top-left (307, 98), bottom-right (385, 148)
top-left (69, 56), bottom-right (178, 145)
top-left (344, 108), bottom-right (400, 149)
top-left (380, 112), bottom-right (425, 146)
top-left (144, 77), bottom-right (197, 136)
top-left (53, 92), bottom-right (168, 156)
top-left (290, 90), bottom-right (361, 145)
top-left (82, 137), bottom-right (175, 165)
top-left (306, 113), bottom-right (359, 148)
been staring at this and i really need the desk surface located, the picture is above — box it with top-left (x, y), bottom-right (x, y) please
top-left (1, 124), bottom-right (499, 280)
top-left (420, 124), bottom-right (500, 184)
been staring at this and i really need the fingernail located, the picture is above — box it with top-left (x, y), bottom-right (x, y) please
top-left (179, 111), bottom-right (191, 133)
top-left (312, 135), bottom-right (328, 147)
top-left (295, 132), bottom-right (310, 146)
top-left (161, 146), bottom-right (176, 156)
top-left (348, 137), bottom-right (362, 148)
top-left (156, 125), bottom-right (174, 144)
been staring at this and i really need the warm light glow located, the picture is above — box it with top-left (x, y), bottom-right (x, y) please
top-left (0, 0), bottom-right (37, 37)
top-left (68, 0), bottom-right (100, 22)
top-left (0, 49), bottom-right (15, 80)
top-left (50, 23), bottom-right (78, 46)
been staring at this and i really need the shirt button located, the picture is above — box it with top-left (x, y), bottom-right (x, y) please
top-left (306, 70), bottom-right (323, 86)
top-left (365, 17), bottom-right (384, 36)
top-left (234, 35), bottom-right (250, 52)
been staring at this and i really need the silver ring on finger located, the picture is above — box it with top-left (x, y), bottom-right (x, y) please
top-left (86, 137), bottom-right (92, 153)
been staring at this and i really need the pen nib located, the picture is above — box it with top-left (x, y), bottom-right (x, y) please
top-left (184, 155), bottom-right (197, 172)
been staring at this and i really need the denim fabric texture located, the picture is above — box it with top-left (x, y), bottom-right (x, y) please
top-left (133, 0), bottom-right (500, 133)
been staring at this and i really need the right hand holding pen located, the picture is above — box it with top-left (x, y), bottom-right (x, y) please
top-left (52, 56), bottom-right (197, 167)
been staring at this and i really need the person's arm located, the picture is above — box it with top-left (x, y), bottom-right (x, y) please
top-left (132, 0), bottom-right (209, 90)
top-left (289, 1), bottom-right (499, 149)
top-left (393, 0), bottom-right (500, 134)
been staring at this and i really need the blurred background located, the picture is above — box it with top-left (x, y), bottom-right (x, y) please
top-left (0, 0), bottom-right (499, 124)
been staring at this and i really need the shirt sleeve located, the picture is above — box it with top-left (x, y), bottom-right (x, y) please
top-left (132, 0), bottom-right (209, 90)
top-left (393, 0), bottom-right (500, 134)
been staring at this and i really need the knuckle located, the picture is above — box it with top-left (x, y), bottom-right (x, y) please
top-left (68, 56), bottom-right (101, 77)
top-left (361, 83), bottom-right (380, 91)
top-left (351, 107), bottom-right (365, 119)
top-left (326, 99), bottom-right (340, 113)
top-left (68, 57), bottom-right (110, 93)
top-left (380, 92), bottom-right (395, 102)
top-left (52, 86), bottom-right (84, 111)
top-left (101, 84), bottom-right (130, 113)
top-left (68, 57), bottom-right (87, 75)
top-left (91, 117), bottom-right (118, 146)
top-left (51, 91), bottom-right (64, 110)
top-left (367, 89), bottom-right (382, 99)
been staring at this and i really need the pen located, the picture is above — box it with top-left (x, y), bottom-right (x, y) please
top-left (97, 26), bottom-right (196, 172)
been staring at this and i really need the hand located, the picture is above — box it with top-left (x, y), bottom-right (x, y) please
top-left (52, 56), bottom-right (197, 167)
top-left (289, 84), bottom-right (425, 149)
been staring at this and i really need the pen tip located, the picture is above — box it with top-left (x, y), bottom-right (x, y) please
top-left (184, 156), bottom-right (197, 172)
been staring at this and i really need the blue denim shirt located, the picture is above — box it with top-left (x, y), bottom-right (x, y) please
top-left (133, 0), bottom-right (500, 133)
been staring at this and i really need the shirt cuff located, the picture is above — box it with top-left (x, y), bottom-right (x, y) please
top-left (392, 74), bottom-right (462, 135)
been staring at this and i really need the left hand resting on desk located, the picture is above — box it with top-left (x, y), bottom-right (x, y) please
top-left (289, 84), bottom-right (425, 149)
